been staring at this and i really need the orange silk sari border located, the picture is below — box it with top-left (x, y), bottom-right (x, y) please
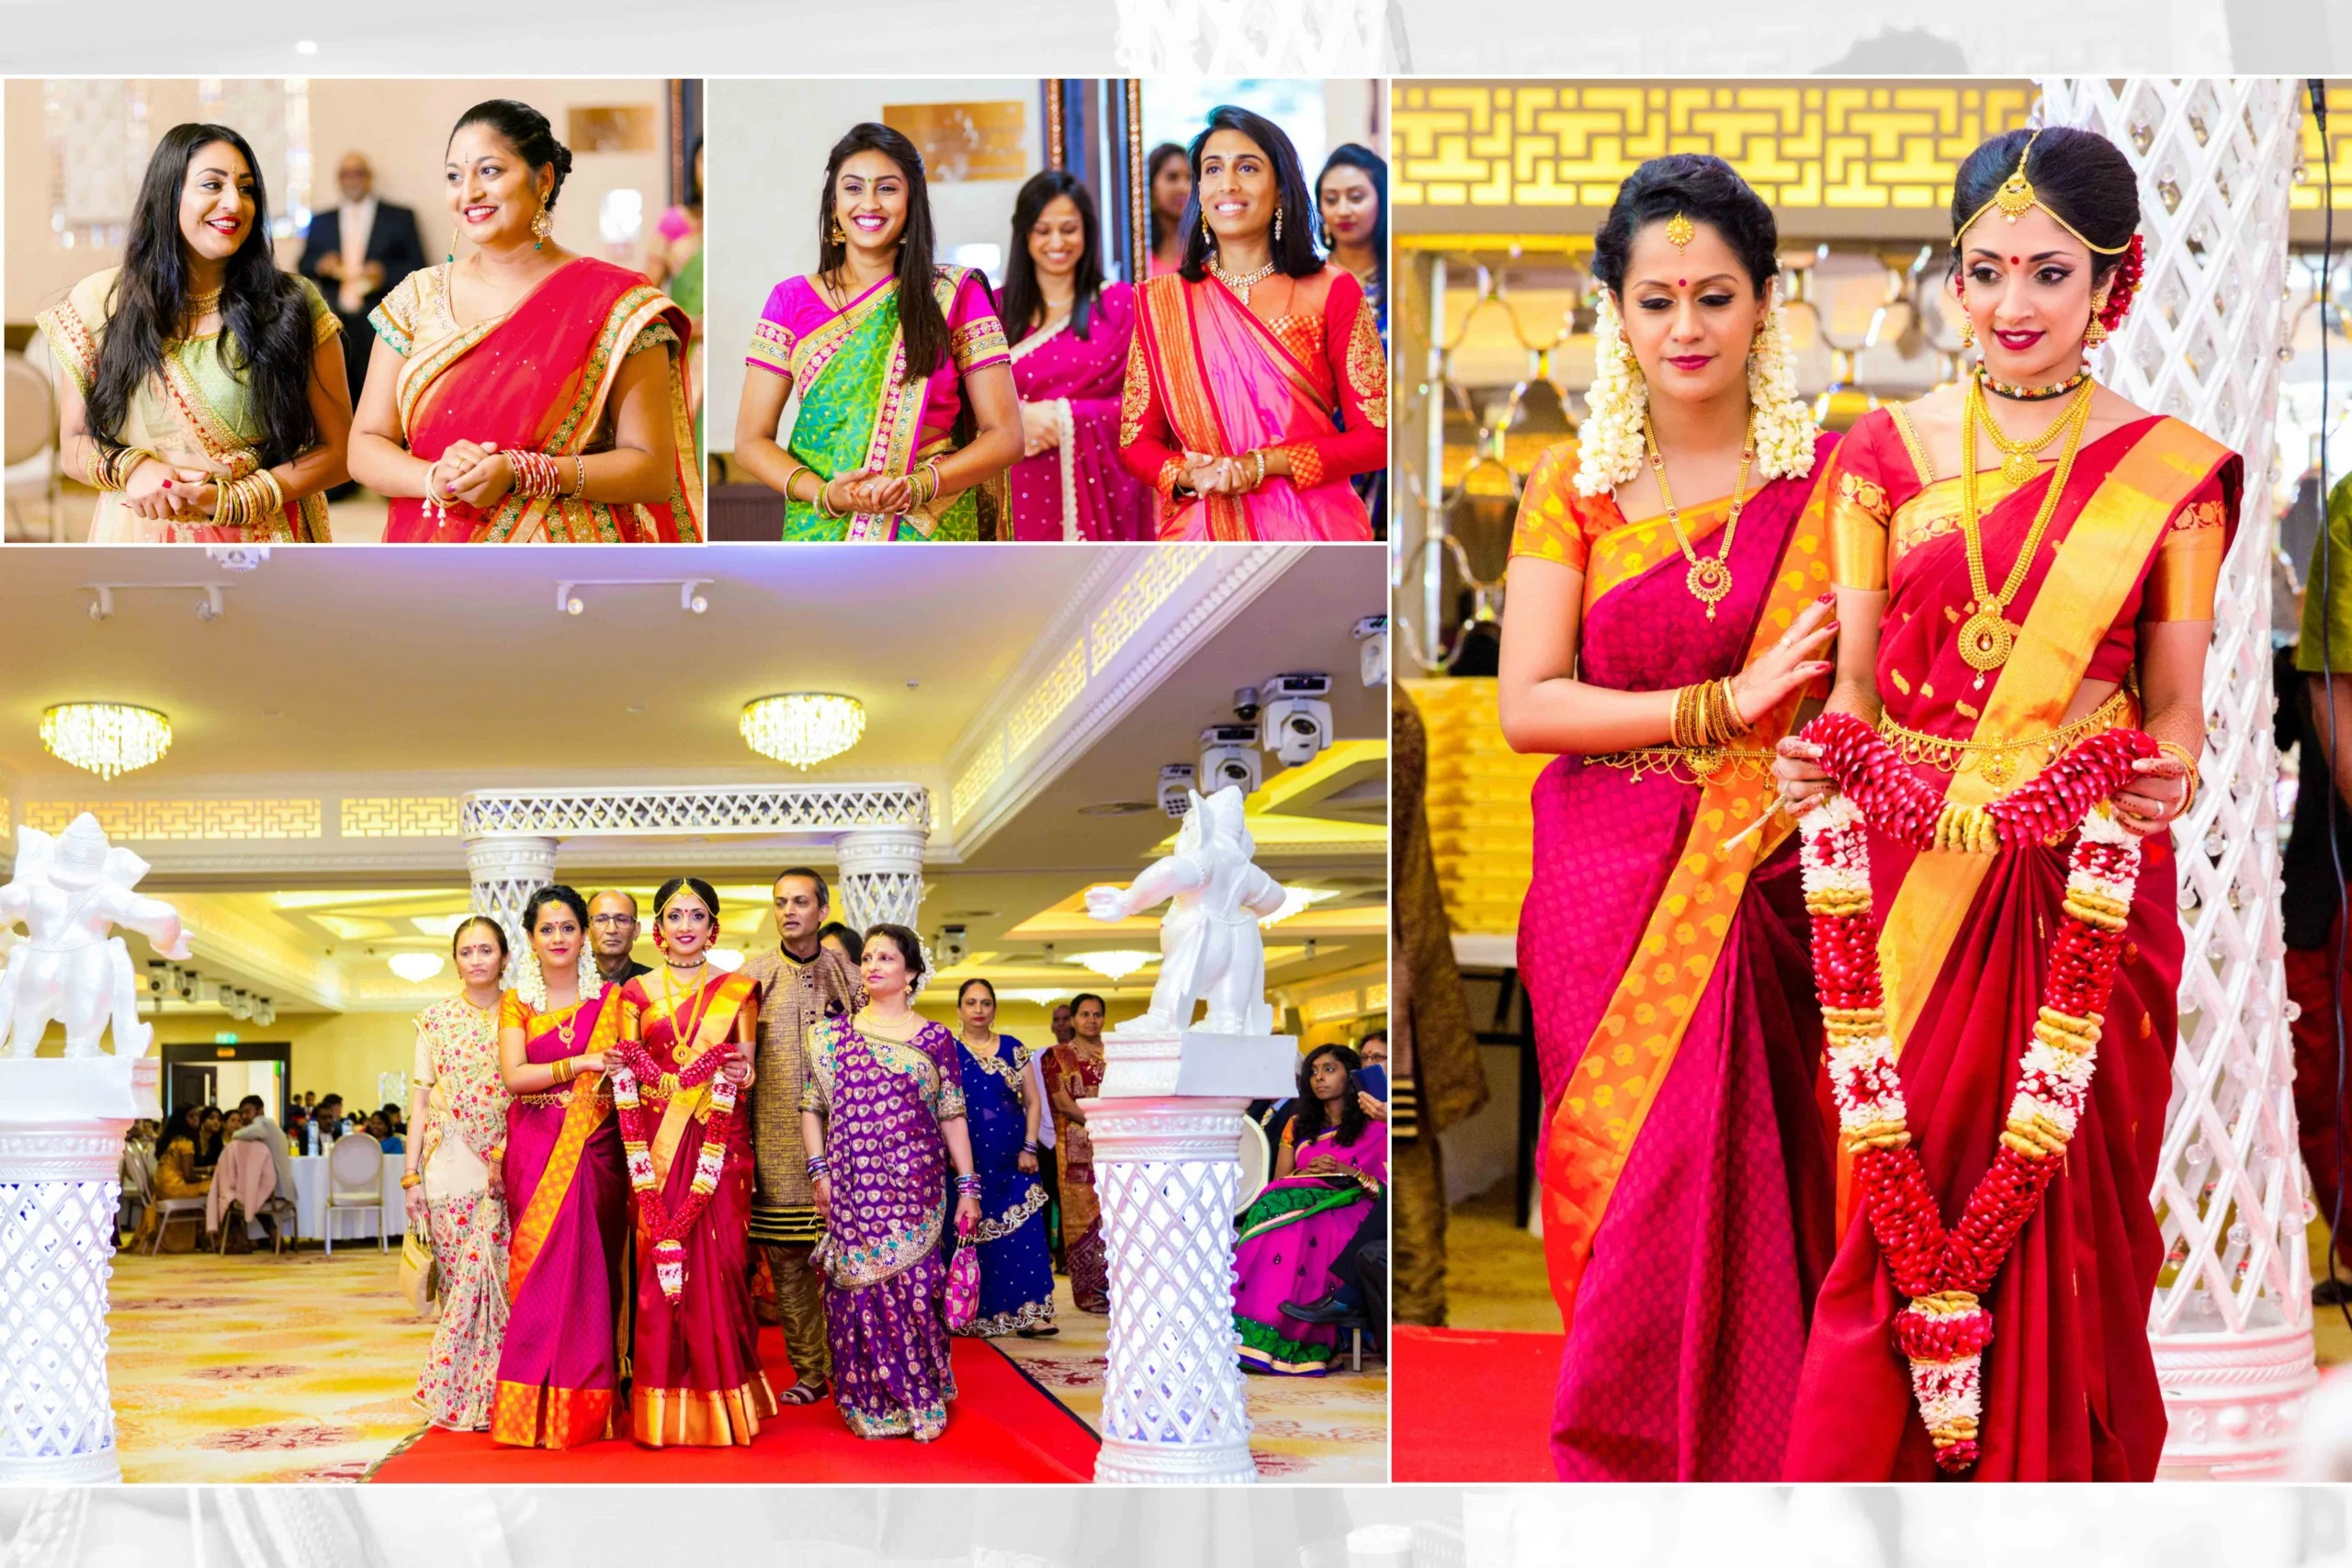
top-left (505, 998), bottom-right (622, 1299)
top-left (1539, 479), bottom-right (1835, 1337)
top-left (1873, 420), bottom-right (2233, 1050)
top-left (1136, 276), bottom-right (1249, 542)
top-left (1582, 496), bottom-right (1734, 608)
top-left (490, 1380), bottom-right (616, 1450)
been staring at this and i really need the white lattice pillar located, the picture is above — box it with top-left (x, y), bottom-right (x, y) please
top-left (1114, 0), bottom-right (1388, 72)
top-left (2040, 76), bottom-right (2312, 1476)
top-left (463, 834), bottom-right (560, 979)
top-left (834, 827), bottom-right (926, 933)
top-left (0, 1055), bottom-right (156, 1483)
top-left (1085, 1097), bottom-right (1257, 1483)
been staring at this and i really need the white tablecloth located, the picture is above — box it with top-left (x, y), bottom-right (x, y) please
top-left (288, 1152), bottom-right (403, 1244)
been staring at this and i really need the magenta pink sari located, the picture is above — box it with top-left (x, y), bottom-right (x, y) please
top-left (1008, 282), bottom-right (1153, 541)
top-left (1233, 1118), bottom-right (1386, 1375)
top-left (490, 988), bottom-right (628, 1449)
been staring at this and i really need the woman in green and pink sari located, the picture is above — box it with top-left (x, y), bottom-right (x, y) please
top-left (490, 885), bottom-right (629, 1450)
top-left (734, 122), bottom-right (1023, 542)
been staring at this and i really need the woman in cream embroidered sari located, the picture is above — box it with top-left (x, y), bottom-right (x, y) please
top-left (734, 122), bottom-right (1022, 542)
top-left (1117, 107), bottom-right (1385, 543)
top-left (347, 99), bottom-right (699, 544)
top-left (1776, 127), bottom-right (2233, 1482)
top-left (40, 121), bottom-right (350, 544)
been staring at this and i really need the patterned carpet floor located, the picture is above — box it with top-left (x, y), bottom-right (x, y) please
top-left (106, 1247), bottom-right (1386, 1483)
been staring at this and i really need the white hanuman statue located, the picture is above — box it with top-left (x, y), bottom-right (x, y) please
top-left (1086, 785), bottom-right (1287, 1036)
top-left (0, 812), bottom-right (190, 1059)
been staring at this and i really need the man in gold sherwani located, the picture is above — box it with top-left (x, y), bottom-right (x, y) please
top-left (741, 866), bottom-right (861, 1402)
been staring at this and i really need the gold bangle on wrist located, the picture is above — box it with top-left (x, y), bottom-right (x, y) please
top-left (400, 1170), bottom-right (423, 1190)
top-left (2155, 740), bottom-right (2201, 810)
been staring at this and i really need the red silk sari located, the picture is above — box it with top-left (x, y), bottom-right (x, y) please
top-left (490, 988), bottom-right (628, 1449)
top-left (379, 257), bottom-right (700, 543)
top-left (616, 968), bottom-right (776, 1447)
top-left (1784, 410), bottom-right (2241, 1481)
top-left (1513, 433), bottom-right (1841, 1480)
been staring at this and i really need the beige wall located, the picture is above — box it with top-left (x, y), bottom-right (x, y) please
top-left (6, 78), bottom-right (673, 323)
top-left (28, 1009), bottom-right (418, 1107)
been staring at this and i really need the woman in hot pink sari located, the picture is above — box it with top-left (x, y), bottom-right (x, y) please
top-left (348, 99), bottom-right (699, 544)
top-left (491, 885), bottom-right (629, 1450)
top-left (1001, 172), bottom-right (1152, 541)
top-left (1119, 106), bottom-right (1385, 543)
top-left (1499, 156), bottom-right (1840, 1479)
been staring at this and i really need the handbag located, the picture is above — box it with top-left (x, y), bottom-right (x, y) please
top-left (398, 1203), bottom-right (436, 1316)
top-left (944, 1224), bottom-right (981, 1330)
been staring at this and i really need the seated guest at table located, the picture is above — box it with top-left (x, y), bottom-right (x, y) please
top-left (1232, 1043), bottom-right (1387, 1375)
top-left (1354, 1029), bottom-right (1389, 1103)
top-left (231, 1092), bottom-right (297, 1233)
top-left (315, 1094), bottom-right (347, 1139)
top-left (193, 1107), bottom-right (227, 1177)
top-left (134, 1105), bottom-right (214, 1253)
top-left (284, 1104), bottom-right (309, 1154)
top-left (368, 1111), bottom-right (405, 1153)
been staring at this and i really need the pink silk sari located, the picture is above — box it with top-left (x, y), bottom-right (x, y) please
top-left (1130, 276), bottom-right (1372, 542)
top-left (1007, 282), bottom-right (1153, 541)
top-left (490, 988), bottom-right (628, 1449)
top-left (382, 257), bottom-right (699, 544)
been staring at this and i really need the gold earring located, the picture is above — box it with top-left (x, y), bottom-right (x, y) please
top-left (530, 206), bottom-right (553, 250)
top-left (1201, 210), bottom-right (1213, 246)
top-left (1958, 315), bottom-right (1975, 349)
top-left (2084, 319), bottom-right (2109, 349)
top-left (830, 216), bottom-right (847, 246)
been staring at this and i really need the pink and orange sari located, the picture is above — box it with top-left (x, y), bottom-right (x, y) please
top-left (1513, 434), bottom-right (1842, 1481)
top-left (490, 987), bottom-right (628, 1450)
top-left (1784, 409), bottom-right (2239, 1482)
top-left (371, 256), bottom-right (700, 544)
top-left (1118, 266), bottom-right (1383, 542)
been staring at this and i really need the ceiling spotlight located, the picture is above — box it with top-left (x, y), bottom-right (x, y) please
top-left (566, 596), bottom-right (586, 615)
top-left (1075, 950), bottom-right (1155, 981)
top-left (41, 703), bottom-right (172, 779)
top-left (389, 953), bottom-right (447, 984)
top-left (741, 693), bottom-right (866, 769)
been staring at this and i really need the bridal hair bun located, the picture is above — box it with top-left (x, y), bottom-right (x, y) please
top-left (450, 98), bottom-right (576, 209)
top-left (1949, 126), bottom-right (2138, 280)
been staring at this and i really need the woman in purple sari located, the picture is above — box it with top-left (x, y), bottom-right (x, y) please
top-left (801, 922), bottom-right (984, 1440)
top-left (490, 885), bottom-right (628, 1449)
top-left (1001, 172), bottom-right (1153, 541)
top-left (1233, 1043), bottom-right (1387, 1375)
top-left (1498, 155), bottom-right (1841, 1479)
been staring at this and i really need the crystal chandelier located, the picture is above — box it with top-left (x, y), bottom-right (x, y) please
top-left (741, 693), bottom-right (865, 769)
top-left (1076, 950), bottom-right (1156, 981)
top-left (40, 703), bottom-right (172, 779)
top-left (388, 953), bottom-right (447, 984)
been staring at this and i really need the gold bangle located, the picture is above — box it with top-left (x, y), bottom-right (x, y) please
top-left (780, 461), bottom-right (809, 502)
top-left (2155, 740), bottom-right (2201, 810)
top-left (550, 1056), bottom-right (571, 1084)
top-left (400, 1171), bottom-right (423, 1190)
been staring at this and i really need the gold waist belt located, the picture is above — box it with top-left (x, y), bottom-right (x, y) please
top-left (515, 1088), bottom-right (612, 1108)
top-left (1585, 746), bottom-right (1776, 784)
top-left (1876, 687), bottom-right (2135, 787)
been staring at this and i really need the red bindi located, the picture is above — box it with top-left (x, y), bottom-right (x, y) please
top-left (1677, 278), bottom-right (1686, 288)
top-left (2009, 256), bottom-right (2019, 265)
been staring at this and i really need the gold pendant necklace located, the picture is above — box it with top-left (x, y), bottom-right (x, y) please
top-left (1955, 372), bottom-right (2098, 686)
top-left (1205, 257), bottom-right (1278, 307)
top-left (1641, 412), bottom-right (1755, 622)
top-left (1973, 370), bottom-right (2082, 484)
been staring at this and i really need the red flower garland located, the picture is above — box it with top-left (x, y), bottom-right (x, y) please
top-left (1797, 712), bottom-right (2155, 1472)
top-left (609, 1039), bottom-right (741, 1302)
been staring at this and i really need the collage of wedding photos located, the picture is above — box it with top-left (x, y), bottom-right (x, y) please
top-left (0, 50), bottom-right (2348, 1568)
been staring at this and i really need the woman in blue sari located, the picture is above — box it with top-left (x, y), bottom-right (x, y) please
top-left (952, 978), bottom-right (1057, 1338)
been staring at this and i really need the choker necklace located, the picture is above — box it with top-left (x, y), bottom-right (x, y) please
top-left (1206, 257), bottom-right (1278, 306)
top-left (1973, 362), bottom-right (2092, 403)
top-left (184, 287), bottom-right (224, 319)
top-left (664, 956), bottom-right (708, 971)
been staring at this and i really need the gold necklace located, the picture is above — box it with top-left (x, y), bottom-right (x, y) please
top-left (1640, 412), bottom-right (1756, 622)
top-left (1955, 373), bottom-right (2098, 684)
top-left (184, 287), bottom-right (224, 319)
top-left (1205, 256), bottom-right (1278, 306)
top-left (1973, 372), bottom-right (2086, 485)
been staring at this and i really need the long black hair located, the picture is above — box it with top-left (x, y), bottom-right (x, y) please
top-left (89, 123), bottom-right (322, 469)
top-left (1001, 170), bottom-right (1105, 343)
top-left (1949, 126), bottom-right (2138, 283)
top-left (1591, 153), bottom-right (1780, 299)
top-left (1316, 142), bottom-right (1388, 263)
top-left (1146, 141), bottom-right (1188, 253)
top-left (1178, 106), bottom-right (1323, 283)
top-left (1288, 1043), bottom-right (1368, 1150)
top-left (819, 123), bottom-right (949, 381)
top-left (684, 133), bottom-right (705, 218)
top-left (447, 99), bottom-right (575, 214)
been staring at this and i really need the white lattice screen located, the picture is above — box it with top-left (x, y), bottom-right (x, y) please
top-left (0, 1181), bottom-right (118, 1480)
top-left (2040, 76), bottom-right (2312, 1477)
top-left (1113, 0), bottom-right (1389, 73)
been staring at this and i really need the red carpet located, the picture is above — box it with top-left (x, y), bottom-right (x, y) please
top-left (1391, 1325), bottom-right (1558, 1482)
top-left (371, 1329), bottom-right (1098, 1483)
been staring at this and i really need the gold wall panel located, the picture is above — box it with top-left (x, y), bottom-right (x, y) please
top-left (882, 101), bottom-right (1029, 182)
top-left (338, 797), bottom-right (462, 838)
top-left (24, 799), bottom-right (322, 840)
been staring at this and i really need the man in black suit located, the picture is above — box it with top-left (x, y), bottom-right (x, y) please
top-left (298, 152), bottom-right (424, 411)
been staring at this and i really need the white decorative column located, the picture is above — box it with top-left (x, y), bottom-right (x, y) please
top-left (1085, 1029), bottom-right (1299, 1483)
top-left (463, 834), bottom-right (560, 975)
top-left (833, 826), bottom-right (926, 933)
top-left (1114, 0), bottom-right (1388, 72)
top-left (0, 1054), bottom-right (157, 1483)
top-left (2040, 77), bottom-right (2312, 1476)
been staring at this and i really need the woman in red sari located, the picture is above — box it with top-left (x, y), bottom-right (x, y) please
top-left (1776, 126), bottom-right (2233, 1482)
top-left (1118, 105), bottom-right (1385, 542)
top-left (490, 885), bottom-right (629, 1450)
top-left (1500, 155), bottom-right (1840, 1480)
top-left (348, 99), bottom-right (699, 543)
top-left (614, 877), bottom-right (775, 1447)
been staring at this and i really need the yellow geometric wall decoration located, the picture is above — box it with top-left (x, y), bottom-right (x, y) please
top-left (23, 799), bottom-right (322, 840)
top-left (338, 797), bottom-right (463, 838)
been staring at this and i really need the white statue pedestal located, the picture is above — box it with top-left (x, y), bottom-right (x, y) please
top-left (0, 1055), bottom-right (155, 1483)
top-left (1085, 1025), bottom-right (1296, 1484)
